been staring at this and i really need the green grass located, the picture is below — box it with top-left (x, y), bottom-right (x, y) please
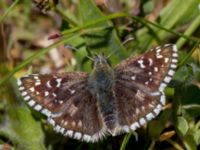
top-left (0, 0), bottom-right (200, 149)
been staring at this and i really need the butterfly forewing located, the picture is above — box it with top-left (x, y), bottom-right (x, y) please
top-left (114, 44), bottom-right (178, 131)
top-left (18, 72), bottom-right (89, 116)
top-left (115, 44), bottom-right (178, 92)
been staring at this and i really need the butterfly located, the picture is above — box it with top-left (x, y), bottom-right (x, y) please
top-left (17, 44), bottom-right (178, 142)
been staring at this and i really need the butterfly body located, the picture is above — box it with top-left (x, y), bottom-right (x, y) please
top-left (18, 44), bottom-right (178, 142)
top-left (88, 55), bottom-right (118, 135)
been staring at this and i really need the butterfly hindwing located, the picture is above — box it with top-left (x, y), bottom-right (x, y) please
top-left (48, 95), bottom-right (106, 142)
top-left (114, 81), bottom-right (164, 132)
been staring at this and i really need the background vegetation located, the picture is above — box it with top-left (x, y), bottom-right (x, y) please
top-left (0, 0), bottom-right (200, 149)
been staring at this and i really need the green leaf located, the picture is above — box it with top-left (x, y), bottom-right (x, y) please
top-left (176, 117), bottom-right (189, 136)
top-left (136, 0), bottom-right (200, 50)
top-left (183, 134), bottom-right (197, 150)
top-left (0, 104), bottom-right (45, 150)
top-left (78, 0), bottom-right (127, 65)
top-left (148, 120), bottom-right (165, 139)
top-left (143, 1), bottom-right (154, 14)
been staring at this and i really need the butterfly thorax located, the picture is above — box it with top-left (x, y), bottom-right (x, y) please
top-left (89, 55), bottom-right (115, 90)
top-left (87, 55), bottom-right (118, 134)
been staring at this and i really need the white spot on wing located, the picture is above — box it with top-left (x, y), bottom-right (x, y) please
top-left (137, 59), bottom-right (146, 68)
top-left (131, 75), bottom-right (136, 80)
top-left (172, 58), bottom-right (178, 63)
top-left (34, 104), bottom-right (42, 111)
top-left (64, 121), bottom-right (68, 126)
top-left (130, 122), bottom-right (140, 131)
top-left (59, 100), bottom-right (63, 104)
top-left (60, 128), bottom-right (65, 134)
top-left (69, 104), bottom-right (78, 116)
top-left (74, 132), bottom-right (82, 139)
top-left (34, 76), bottom-right (39, 80)
top-left (157, 104), bottom-right (162, 109)
top-left (164, 58), bottom-right (169, 63)
top-left (47, 81), bottom-right (51, 88)
top-left (150, 91), bottom-right (160, 96)
top-left (65, 130), bottom-right (73, 137)
top-left (44, 91), bottom-right (49, 96)
top-left (156, 55), bottom-right (163, 59)
top-left (148, 58), bottom-right (153, 66)
top-left (153, 104), bottom-right (162, 115)
top-left (83, 134), bottom-right (91, 142)
top-left (56, 78), bottom-right (62, 87)
top-left (146, 113), bottom-right (155, 121)
top-left (159, 82), bottom-right (167, 92)
top-left (52, 93), bottom-right (57, 97)
top-left (172, 53), bottom-right (178, 57)
top-left (35, 81), bottom-right (41, 86)
top-left (28, 100), bottom-right (35, 106)
top-left (24, 95), bottom-right (31, 101)
top-left (156, 48), bottom-right (161, 53)
top-left (160, 93), bottom-right (166, 105)
top-left (122, 125), bottom-right (129, 132)
top-left (154, 67), bottom-right (158, 72)
top-left (30, 87), bottom-right (35, 92)
top-left (78, 120), bottom-right (82, 127)
top-left (135, 108), bottom-right (140, 114)
top-left (54, 125), bottom-right (61, 132)
top-left (172, 45), bottom-right (178, 52)
top-left (48, 118), bottom-right (55, 126)
top-left (154, 107), bottom-right (161, 115)
top-left (168, 70), bottom-right (175, 76)
top-left (17, 79), bottom-right (22, 86)
top-left (42, 109), bottom-right (51, 117)
top-left (139, 118), bottom-right (146, 125)
top-left (70, 90), bottom-right (75, 95)
top-left (163, 76), bottom-right (171, 83)
top-left (19, 86), bottom-right (25, 91)
top-left (171, 64), bottom-right (177, 68)
top-left (21, 91), bottom-right (27, 96)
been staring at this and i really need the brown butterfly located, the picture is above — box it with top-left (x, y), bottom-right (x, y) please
top-left (18, 44), bottom-right (178, 142)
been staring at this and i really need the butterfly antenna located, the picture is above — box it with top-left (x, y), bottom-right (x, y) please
top-left (86, 55), bottom-right (94, 61)
top-left (64, 45), bottom-right (79, 51)
top-left (107, 37), bottom-right (134, 59)
top-left (106, 50), bottom-right (117, 59)
top-left (122, 37), bottom-right (134, 45)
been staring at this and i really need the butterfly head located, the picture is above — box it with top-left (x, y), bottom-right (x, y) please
top-left (93, 54), bottom-right (111, 69)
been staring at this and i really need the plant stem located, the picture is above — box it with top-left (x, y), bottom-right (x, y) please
top-left (176, 14), bottom-right (200, 48)
top-left (166, 139), bottom-right (184, 150)
top-left (0, 0), bottom-right (20, 23)
top-left (55, 6), bottom-right (78, 26)
top-left (120, 133), bottom-right (131, 150)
